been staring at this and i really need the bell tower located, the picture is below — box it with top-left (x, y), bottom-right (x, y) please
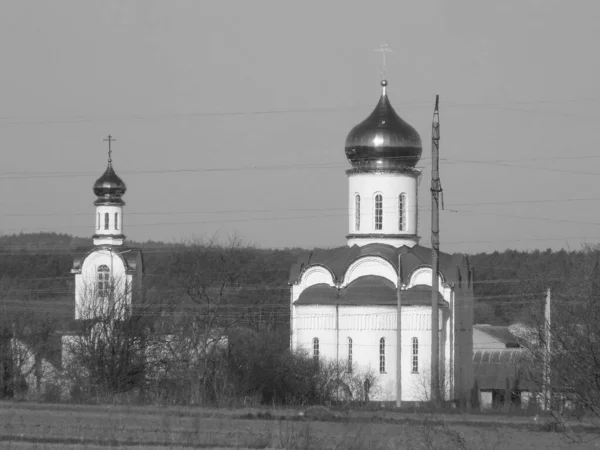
top-left (92, 135), bottom-right (126, 247)
top-left (344, 80), bottom-right (423, 248)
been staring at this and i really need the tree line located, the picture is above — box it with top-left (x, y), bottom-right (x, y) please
top-left (1, 232), bottom-right (599, 414)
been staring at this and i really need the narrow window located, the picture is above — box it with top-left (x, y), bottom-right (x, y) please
top-left (379, 337), bottom-right (386, 373)
top-left (313, 337), bottom-right (320, 364)
top-left (399, 193), bottom-right (406, 231)
top-left (374, 194), bottom-right (383, 230)
top-left (412, 337), bottom-right (419, 373)
top-left (348, 337), bottom-right (353, 373)
top-left (355, 195), bottom-right (361, 231)
top-left (114, 212), bottom-right (119, 230)
top-left (97, 265), bottom-right (110, 297)
top-left (97, 213), bottom-right (100, 230)
top-left (104, 212), bottom-right (109, 230)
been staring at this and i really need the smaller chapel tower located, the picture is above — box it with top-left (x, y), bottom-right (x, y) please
top-left (345, 80), bottom-right (422, 248)
top-left (71, 136), bottom-right (143, 321)
top-left (93, 135), bottom-right (126, 247)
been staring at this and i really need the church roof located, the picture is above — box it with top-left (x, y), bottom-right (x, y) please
top-left (289, 243), bottom-right (467, 286)
top-left (71, 245), bottom-right (143, 274)
top-left (472, 349), bottom-right (534, 390)
top-left (474, 325), bottom-right (522, 348)
top-left (295, 276), bottom-right (447, 307)
top-left (344, 80), bottom-right (422, 170)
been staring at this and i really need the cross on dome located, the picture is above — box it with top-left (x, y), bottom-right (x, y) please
top-left (103, 134), bottom-right (116, 163)
top-left (374, 43), bottom-right (392, 83)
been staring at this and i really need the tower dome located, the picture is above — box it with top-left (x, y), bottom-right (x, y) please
top-left (93, 161), bottom-right (126, 205)
top-left (345, 80), bottom-right (422, 170)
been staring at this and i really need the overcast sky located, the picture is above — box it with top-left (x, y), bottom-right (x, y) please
top-left (0, 0), bottom-right (598, 253)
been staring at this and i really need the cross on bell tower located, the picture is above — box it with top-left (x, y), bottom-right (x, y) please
top-left (103, 134), bottom-right (116, 163)
top-left (374, 43), bottom-right (393, 81)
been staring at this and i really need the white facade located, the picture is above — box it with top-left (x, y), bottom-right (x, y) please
top-left (347, 169), bottom-right (422, 248)
top-left (291, 258), bottom-right (458, 403)
top-left (94, 204), bottom-right (124, 246)
top-left (73, 249), bottom-right (133, 320)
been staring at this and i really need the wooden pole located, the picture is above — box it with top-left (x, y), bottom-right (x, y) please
top-left (543, 288), bottom-right (552, 410)
top-left (430, 95), bottom-right (441, 404)
top-left (396, 253), bottom-right (403, 407)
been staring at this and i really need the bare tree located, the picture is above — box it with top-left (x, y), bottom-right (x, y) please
top-left (520, 245), bottom-right (600, 425)
top-left (63, 275), bottom-right (153, 402)
top-left (155, 235), bottom-right (253, 404)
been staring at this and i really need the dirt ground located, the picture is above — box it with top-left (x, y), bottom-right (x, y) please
top-left (0, 401), bottom-right (597, 449)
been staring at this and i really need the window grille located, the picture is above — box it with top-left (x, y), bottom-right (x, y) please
top-left (355, 195), bottom-right (360, 231)
top-left (399, 193), bottom-right (406, 231)
top-left (412, 337), bottom-right (419, 373)
top-left (97, 265), bottom-right (110, 298)
top-left (379, 337), bottom-right (386, 373)
top-left (348, 337), bottom-right (353, 373)
top-left (375, 194), bottom-right (383, 230)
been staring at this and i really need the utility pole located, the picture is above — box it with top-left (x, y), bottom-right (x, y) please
top-left (430, 95), bottom-right (441, 404)
top-left (396, 253), bottom-right (403, 408)
top-left (543, 288), bottom-right (552, 410)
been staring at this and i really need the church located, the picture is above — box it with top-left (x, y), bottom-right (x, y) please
top-left (289, 80), bottom-right (475, 404)
top-left (70, 137), bottom-right (143, 322)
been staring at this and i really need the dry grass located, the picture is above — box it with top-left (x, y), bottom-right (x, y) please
top-left (0, 402), bottom-right (596, 449)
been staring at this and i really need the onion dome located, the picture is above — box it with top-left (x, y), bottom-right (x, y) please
top-left (345, 80), bottom-right (422, 170)
top-left (93, 161), bottom-right (126, 205)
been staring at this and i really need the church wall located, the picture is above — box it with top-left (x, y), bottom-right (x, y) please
top-left (75, 251), bottom-right (131, 320)
top-left (293, 304), bottom-right (449, 402)
top-left (94, 205), bottom-right (123, 237)
top-left (347, 171), bottom-right (420, 245)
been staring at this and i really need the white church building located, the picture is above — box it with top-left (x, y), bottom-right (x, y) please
top-left (289, 80), bottom-right (475, 404)
top-left (70, 141), bottom-right (144, 321)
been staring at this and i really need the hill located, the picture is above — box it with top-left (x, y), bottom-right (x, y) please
top-left (0, 232), bottom-right (590, 325)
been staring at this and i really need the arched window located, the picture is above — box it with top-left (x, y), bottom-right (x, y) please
top-left (114, 212), bottom-right (119, 230)
top-left (97, 213), bottom-right (100, 230)
top-left (348, 337), bottom-right (353, 373)
top-left (374, 194), bottom-right (383, 230)
top-left (379, 337), bottom-right (386, 373)
top-left (412, 337), bottom-right (419, 373)
top-left (97, 265), bottom-right (110, 298)
top-left (398, 193), bottom-right (406, 231)
top-left (313, 337), bottom-right (320, 364)
top-left (104, 212), bottom-right (109, 230)
top-left (354, 195), bottom-right (360, 231)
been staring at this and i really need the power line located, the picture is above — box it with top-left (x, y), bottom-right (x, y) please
top-left (1, 153), bottom-right (600, 180)
top-left (0, 97), bottom-right (595, 127)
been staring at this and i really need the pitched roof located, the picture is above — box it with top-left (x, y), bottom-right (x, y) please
top-left (472, 349), bottom-right (535, 390)
top-left (474, 325), bottom-right (522, 348)
top-left (294, 276), bottom-right (447, 307)
top-left (289, 244), bottom-right (468, 286)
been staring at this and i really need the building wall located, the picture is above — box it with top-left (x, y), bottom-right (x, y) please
top-left (75, 250), bottom-right (132, 320)
top-left (93, 204), bottom-right (124, 246)
top-left (293, 304), bottom-right (449, 402)
top-left (347, 171), bottom-right (421, 247)
top-left (291, 255), bottom-right (473, 404)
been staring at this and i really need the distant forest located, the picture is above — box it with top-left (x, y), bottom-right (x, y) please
top-left (0, 232), bottom-right (590, 326)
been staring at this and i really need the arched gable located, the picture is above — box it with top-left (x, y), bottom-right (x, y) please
top-left (407, 266), bottom-right (445, 289)
top-left (80, 250), bottom-right (128, 279)
top-left (299, 264), bottom-right (336, 288)
top-left (342, 255), bottom-right (397, 288)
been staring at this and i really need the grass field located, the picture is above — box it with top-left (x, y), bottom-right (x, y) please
top-left (0, 401), bottom-right (597, 449)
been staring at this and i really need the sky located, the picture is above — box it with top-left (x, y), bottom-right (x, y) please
top-left (0, 0), bottom-right (599, 254)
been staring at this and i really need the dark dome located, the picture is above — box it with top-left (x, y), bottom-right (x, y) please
top-left (345, 80), bottom-right (422, 169)
top-left (93, 162), bottom-right (126, 200)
